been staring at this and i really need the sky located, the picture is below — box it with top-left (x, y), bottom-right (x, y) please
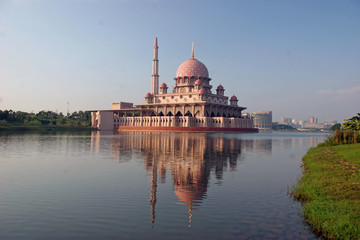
top-left (0, 0), bottom-right (359, 123)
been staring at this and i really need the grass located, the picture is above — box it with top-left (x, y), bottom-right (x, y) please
top-left (293, 143), bottom-right (360, 239)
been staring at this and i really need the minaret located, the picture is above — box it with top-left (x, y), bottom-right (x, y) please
top-left (151, 37), bottom-right (159, 95)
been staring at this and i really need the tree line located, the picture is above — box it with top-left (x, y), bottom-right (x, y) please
top-left (0, 110), bottom-right (91, 127)
top-left (324, 113), bottom-right (360, 145)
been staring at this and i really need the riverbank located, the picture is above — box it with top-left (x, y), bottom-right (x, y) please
top-left (0, 125), bottom-right (97, 132)
top-left (293, 143), bottom-right (360, 239)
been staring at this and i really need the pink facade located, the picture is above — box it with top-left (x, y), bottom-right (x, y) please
top-left (90, 38), bottom-right (257, 132)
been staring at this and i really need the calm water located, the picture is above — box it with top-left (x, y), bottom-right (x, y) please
top-left (0, 131), bottom-right (327, 240)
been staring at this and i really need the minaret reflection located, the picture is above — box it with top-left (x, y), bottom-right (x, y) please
top-left (90, 132), bottom-right (273, 226)
top-left (149, 156), bottom-right (157, 226)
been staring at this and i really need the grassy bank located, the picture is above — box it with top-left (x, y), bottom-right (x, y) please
top-left (293, 143), bottom-right (360, 239)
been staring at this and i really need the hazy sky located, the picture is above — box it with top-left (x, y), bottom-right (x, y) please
top-left (1, 0), bottom-right (359, 122)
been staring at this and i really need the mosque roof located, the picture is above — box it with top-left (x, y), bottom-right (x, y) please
top-left (217, 84), bottom-right (224, 90)
top-left (176, 58), bottom-right (209, 78)
top-left (198, 88), bottom-right (206, 94)
top-left (230, 95), bottom-right (238, 101)
top-left (160, 83), bottom-right (167, 88)
top-left (194, 79), bottom-right (202, 85)
top-left (145, 92), bottom-right (152, 98)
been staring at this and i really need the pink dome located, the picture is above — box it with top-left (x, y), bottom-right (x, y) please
top-left (230, 95), bottom-right (238, 101)
top-left (160, 82), bottom-right (167, 88)
top-left (145, 92), bottom-right (152, 98)
top-left (217, 84), bottom-right (224, 90)
top-left (194, 79), bottom-right (202, 85)
top-left (176, 58), bottom-right (209, 78)
top-left (198, 88), bottom-right (206, 94)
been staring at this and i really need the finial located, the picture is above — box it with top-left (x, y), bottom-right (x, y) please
top-left (191, 41), bottom-right (194, 59)
top-left (155, 37), bottom-right (158, 47)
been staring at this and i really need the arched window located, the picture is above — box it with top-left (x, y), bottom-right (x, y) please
top-left (184, 111), bottom-right (192, 117)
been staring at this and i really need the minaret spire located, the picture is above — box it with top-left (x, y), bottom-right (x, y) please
top-left (191, 41), bottom-right (194, 59)
top-left (151, 37), bottom-right (159, 95)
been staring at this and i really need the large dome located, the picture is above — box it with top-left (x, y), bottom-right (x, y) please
top-left (176, 58), bottom-right (209, 78)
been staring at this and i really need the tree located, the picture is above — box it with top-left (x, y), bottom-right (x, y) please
top-left (330, 123), bottom-right (341, 131)
top-left (341, 113), bottom-right (360, 131)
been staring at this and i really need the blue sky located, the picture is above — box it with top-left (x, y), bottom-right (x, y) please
top-left (0, 0), bottom-right (359, 122)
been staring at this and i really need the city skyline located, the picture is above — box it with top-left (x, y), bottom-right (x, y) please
top-left (1, 0), bottom-right (359, 123)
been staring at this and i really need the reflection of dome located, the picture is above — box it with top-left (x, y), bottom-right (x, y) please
top-left (174, 184), bottom-right (206, 206)
top-left (198, 88), bottom-right (205, 94)
top-left (160, 83), bottom-right (167, 88)
top-left (145, 92), bottom-right (152, 98)
top-left (230, 95), bottom-right (237, 101)
top-left (176, 58), bottom-right (209, 78)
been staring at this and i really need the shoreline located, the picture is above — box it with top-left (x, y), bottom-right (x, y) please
top-left (293, 143), bottom-right (360, 239)
top-left (0, 125), bottom-right (97, 132)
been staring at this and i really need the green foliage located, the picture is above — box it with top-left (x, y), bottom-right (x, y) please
top-left (330, 123), bottom-right (341, 131)
top-left (341, 113), bottom-right (360, 131)
top-left (293, 144), bottom-right (360, 239)
top-left (324, 129), bottom-right (360, 146)
top-left (0, 109), bottom-right (91, 128)
top-left (272, 124), bottom-right (297, 131)
top-left (324, 113), bottom-right (360, 145)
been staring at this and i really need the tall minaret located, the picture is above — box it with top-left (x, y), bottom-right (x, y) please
top-left (151, 37), bottom-right (159, 95)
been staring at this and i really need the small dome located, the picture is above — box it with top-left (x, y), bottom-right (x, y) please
top-left (176, 58), bottom-right (209, 78)
top-left (198, 88), bottom-right (206, 94)
top-left (230, 95), bottom-right (238, 101)
top-left (145, 92), bottom-right (152, 98)
top-left (217, 84), bottom-right (224, 90)
top-left (194, 79), bottom-right (202, 85)
top-left (160, 83), bottom-right (167, 88)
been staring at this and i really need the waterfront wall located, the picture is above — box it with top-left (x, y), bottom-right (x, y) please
top-left (113, 116), bottom-right (254, 129)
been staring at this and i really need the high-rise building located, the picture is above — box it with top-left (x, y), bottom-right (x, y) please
top-left (250, 111), bottom-right (272, 130)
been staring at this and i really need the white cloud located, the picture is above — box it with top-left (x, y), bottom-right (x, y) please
top-left (316, 85), bottom-right (360, 100)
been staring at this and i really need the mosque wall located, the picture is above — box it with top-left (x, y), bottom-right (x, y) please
top-left (91, 111), bottom-right (114, 131)
top-left (149, 93), bottom-right (228, 105)
top-left (113, 116), bottom-right (254, 129)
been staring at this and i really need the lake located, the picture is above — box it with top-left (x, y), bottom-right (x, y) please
top-left (0, 131), bottom-right (327, 239)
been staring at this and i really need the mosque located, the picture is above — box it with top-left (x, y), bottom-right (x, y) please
top-left (90, 38), bottom-right (257, 132)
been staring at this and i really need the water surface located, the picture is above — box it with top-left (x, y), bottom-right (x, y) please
top-left (0, 131), bottom-right (326, 239)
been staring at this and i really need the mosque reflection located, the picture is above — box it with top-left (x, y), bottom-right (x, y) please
top-left (90, 132), bottom-right (272, 226)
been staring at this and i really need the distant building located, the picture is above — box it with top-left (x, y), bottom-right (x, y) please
top-left (303, 122), bottom-right (324, 129)
top-left (303, 116), bottom-right (323, 129)
top-left (298, 120), bottom-right (304, 128)
top-left (278, 116), bottom-right (337, 130)
top-left (324, 120), bottom-right (338, 129)
top-left (251, 111), bottom-right (272, 130)
top-left (280, 117), bottom-right (287, 125)
top-left (112, 102), bottom-right (134, 110)
top-left (309, 116), bottom-right (318, 124)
